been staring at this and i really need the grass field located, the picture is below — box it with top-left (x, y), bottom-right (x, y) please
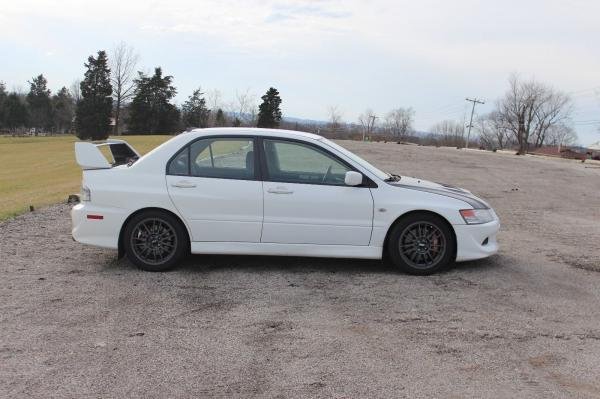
top-left (0, 135), bottom-right (172, 220)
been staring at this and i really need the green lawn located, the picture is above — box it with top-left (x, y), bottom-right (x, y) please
top-left (0, 135), bottom-right (172, 220)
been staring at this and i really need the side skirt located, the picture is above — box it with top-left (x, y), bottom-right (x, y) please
top-left (190, 242), bottom-right (383, 259)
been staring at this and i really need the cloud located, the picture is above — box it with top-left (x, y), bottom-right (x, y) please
top-left (267, 2), bottom-right (352, 22)
top-left (264, 12), bottom-right (296, 23)
top-left (1, 0), bottom-right (599, 144)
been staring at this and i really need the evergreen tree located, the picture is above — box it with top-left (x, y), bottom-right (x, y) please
top-left (128, 67), bottom-right (180, 134)
top-left (215, 108), bottom-right (227, 127)
top-left (52, 87), bottom-right (75, 133)
top-left (26, 74), bottom-right (52, 132)
top-left (256, 87), bottom-right (282, 128)
top-left (181, 88), bottom-right (210, 128)
top-left (0, 82), bottom-right (7, 129)
top-left (75, 51), bottom-right (113, 140)
top-left (4, 93), bottom-right (29, 130)
top-left (232, 117), bottom-right (242, 127)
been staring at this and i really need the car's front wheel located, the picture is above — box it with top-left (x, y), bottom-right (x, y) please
top-left (387, 213), bottom-right (455, 275)
top-left (124, 210), bottom-right (188, 272)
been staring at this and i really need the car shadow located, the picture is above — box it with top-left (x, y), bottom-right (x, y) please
top-left (122, 252), bottom-right (503, 276)
top-left (448, 254), bottom-right (506, 273)
top-left (177, 254), bottom-right (393, 275)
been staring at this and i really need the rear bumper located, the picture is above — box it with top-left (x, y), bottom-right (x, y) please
top-left (454, 219), bottom-right (500, 262)
top-left (71, 203), bottom-right (127, 249)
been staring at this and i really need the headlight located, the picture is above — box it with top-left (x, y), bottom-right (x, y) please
top-left (81, 186), bottom-right (91, 202)
top-left (460, 209), bottom-right (494, 224)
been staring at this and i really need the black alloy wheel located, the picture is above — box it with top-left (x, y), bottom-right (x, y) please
top-left (124, 210), bottom-right (188, 271)
top-left (388, 213), bottom-right (455, 275)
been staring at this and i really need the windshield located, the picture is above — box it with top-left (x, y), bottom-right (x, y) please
top-left (319, 138), bottom-right (390, 181)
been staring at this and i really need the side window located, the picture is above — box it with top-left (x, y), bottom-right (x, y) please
top-left (189, 138), bottom-right (255, 179)
top-left (168, 147), bottom-right (189, 175)
top-left (263, 139), bottom-right (351, 185)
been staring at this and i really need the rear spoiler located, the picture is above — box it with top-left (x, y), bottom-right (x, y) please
top-left (74, 139), bottom-right (140, 170)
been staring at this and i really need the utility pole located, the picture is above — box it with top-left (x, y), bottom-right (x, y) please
top-left (465, 97), bottom-right (485, 149)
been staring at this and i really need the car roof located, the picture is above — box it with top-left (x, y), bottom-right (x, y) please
top-left (185, 127), bottom-right (324, 141)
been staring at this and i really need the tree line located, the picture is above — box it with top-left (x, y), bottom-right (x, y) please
top-left (325, 74), bottom-right (578, 151)
top-left (0, 43), bottom-right (580, 151)
top-left (479, 74), bottom-right (576, 153)
top-left (0, 76), bottom-right (75, 135)
top-left (0, 44), bottom-right (283, 140)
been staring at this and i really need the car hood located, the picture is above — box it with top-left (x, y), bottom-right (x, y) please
top-left (389, 176), bottom-right (491, 209)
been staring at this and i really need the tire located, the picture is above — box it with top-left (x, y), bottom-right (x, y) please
top-left (123, 210), bottom-right (189, 272)
top-left (387, 212), bottom-right (455, 275)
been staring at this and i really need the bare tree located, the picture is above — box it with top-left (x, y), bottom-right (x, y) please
top-left (489, 111), bottom-right (513, 149)
top-left (207, 89), bottom-right (222, 110)
top-left (546, 123), bottom-right (578, 149)
top-left (234, 89), bottom-right (258, 126)
top-left (70, 79), bottom-right (82, 103)
top-left (531, 91), bottom-right (572, 147)
top-left (11, 84), bottom-right (25, 96)
top-left (496, 74), bottom-right (537, 154)
top-left (475, 115), bottom-right (496, 149)
top-left (384, 107), bottom-right (414, 140)
top-left (110, 42), bottom-right (139, 135)
top-left (358, 109), bottom-right (377, 141)
top-left (496, 74), bottom-right (572, 154)
top-left (206, 89), bottom-right (223, 127)
top-left (327, 105), bottom-right (343, 134)
top-left (429, 120), bottom-right (465, 147)
top-left (476, 111), bottom-right (512, 149)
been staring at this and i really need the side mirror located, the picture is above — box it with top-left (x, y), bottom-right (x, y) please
top-left (344, 171), bottom-right (363, 186)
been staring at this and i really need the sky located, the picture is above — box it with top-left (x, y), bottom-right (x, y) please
top-left (1, 0), bottom-right (599, 145)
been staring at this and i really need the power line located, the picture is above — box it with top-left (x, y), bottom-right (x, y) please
top-left (567, 86), bottom-right (600, 96)
top-left (417, 103), bottom-right (465, 119)
top-left (419, 110), bottom-right (465, 123)
top-left (425, 102), bottom-right (466, 114)
top-left (572, 120), bottom-right (600, 126)
top-left (572, 119), bottom-right (600, 123)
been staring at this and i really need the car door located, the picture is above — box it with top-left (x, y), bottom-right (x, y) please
top-left (166, 136), bottom-right (263, 242)
top-left (260, 138), bottom-right (374, 246)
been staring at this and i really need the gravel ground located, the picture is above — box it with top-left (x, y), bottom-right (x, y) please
top-left (1, 142), bottom-right (600, 398)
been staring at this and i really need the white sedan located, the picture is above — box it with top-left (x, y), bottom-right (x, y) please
top-left (72, 128), bottom-right (499, 275)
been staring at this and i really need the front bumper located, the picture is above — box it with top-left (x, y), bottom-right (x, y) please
top-left (454, 218), bottom-right (500, 262)
top-left (71, 203), bottom-right (127, 249)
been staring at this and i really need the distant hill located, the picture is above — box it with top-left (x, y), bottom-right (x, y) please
top-left (282, 116), bottom-right (327, 126)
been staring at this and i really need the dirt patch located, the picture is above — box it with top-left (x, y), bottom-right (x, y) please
top-left (2, 143), bottom-right (600, 398)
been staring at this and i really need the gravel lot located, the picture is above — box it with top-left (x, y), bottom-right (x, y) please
top-left (2, 142), bottom-right (600, 398)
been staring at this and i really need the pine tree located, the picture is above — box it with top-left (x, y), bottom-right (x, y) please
top-left (128, 67), bottom-right (180, 134)
top-left (0, 82), bottom-right (7, 129)
top-left (4, 93), bottom-right (29, 130)
top-left (232, 117), bottom-right (242, 127)
top-left (26, 74), bottom-right (53, 132)
top-left (181, 88), bottom-right (210, 128)
top-left (75, 51), bottom-right (113, 140)
top-left (215, 108), bottom-right (227, 127)
top-left (257, 87), bottom-right (282, 128)
top-left (52, 87), bottom-right (75, 133)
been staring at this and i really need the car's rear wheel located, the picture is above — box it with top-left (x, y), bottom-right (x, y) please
top-left (387, 213), bottom-right (455, 275)
top-left (124, 210), bottom-right (188, 272)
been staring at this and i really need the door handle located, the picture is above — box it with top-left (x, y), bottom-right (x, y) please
top-left (267, 187), bottom-right (294, 194)
top-left (171, 181), bottom-right (197, 188)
